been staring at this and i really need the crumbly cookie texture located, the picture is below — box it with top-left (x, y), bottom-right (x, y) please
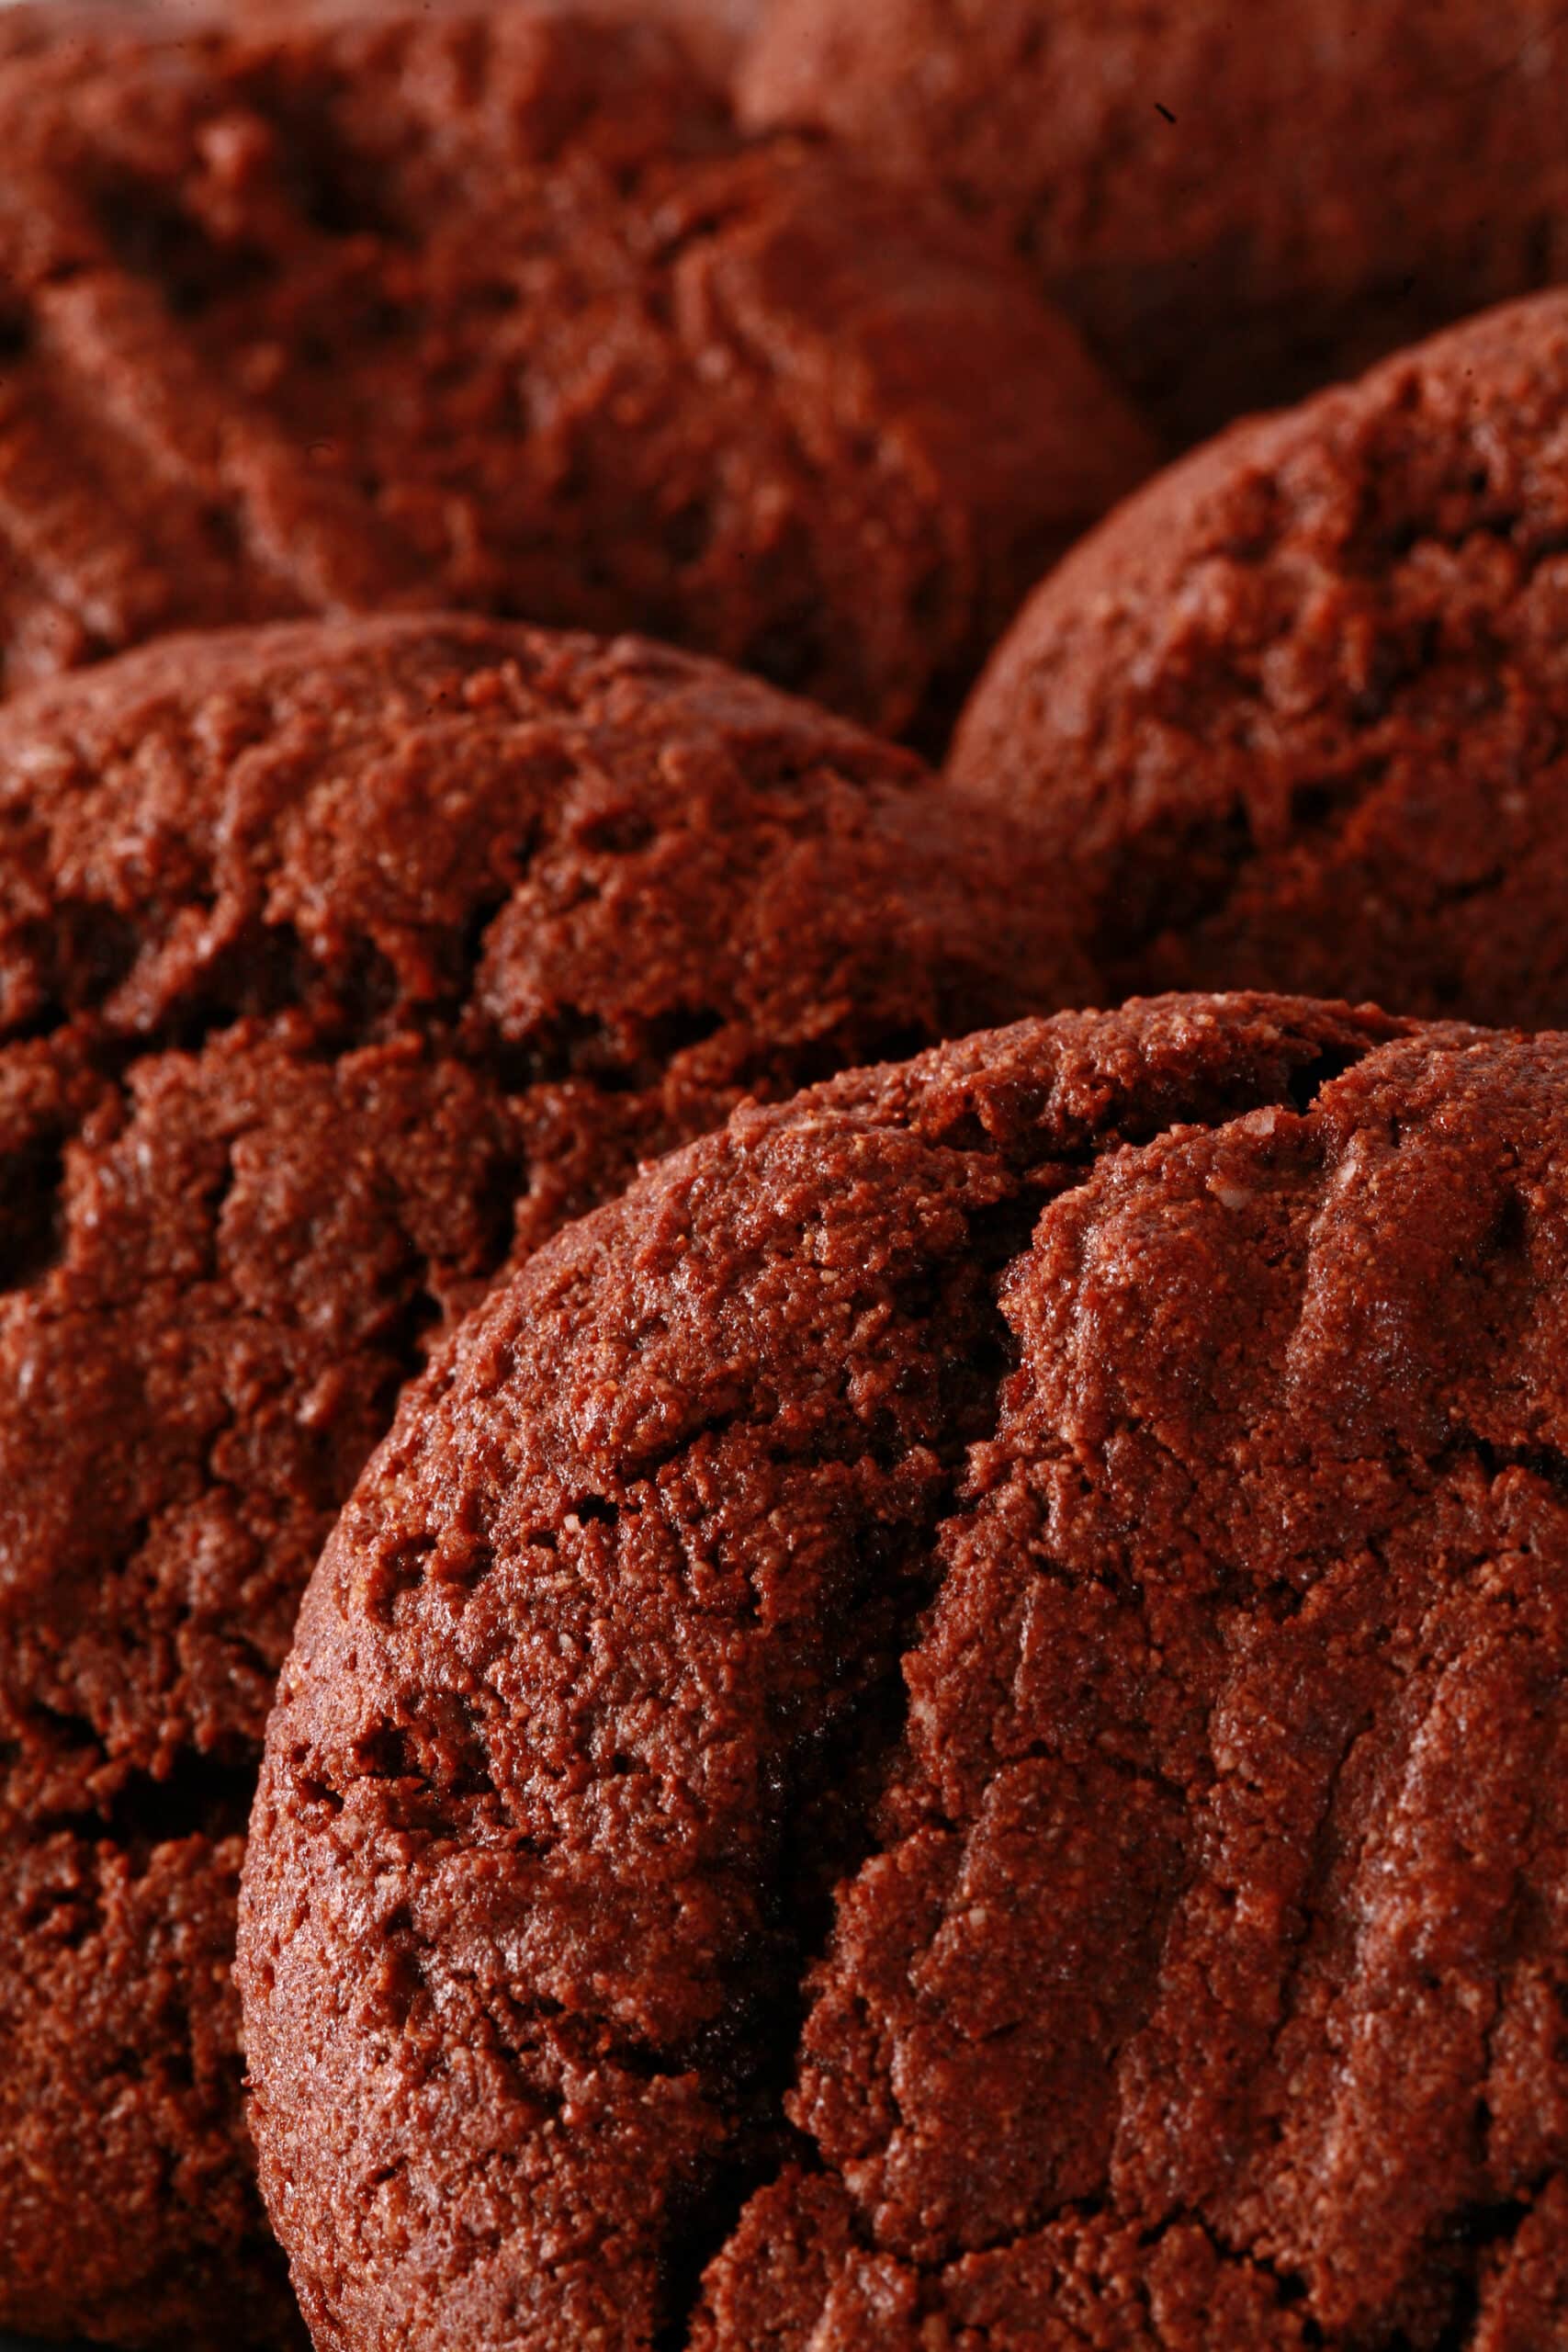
top-left (953, 290), bottom-right (1568, 1032)
top-left (0, 1), bottom-right (1150, 738)
top-left (0, 611), bottom-right (1079, 2348)
top-left (741, 0), bottom-right (1568, 446)
top-left (245, 993), bottom-right (1568, 2350)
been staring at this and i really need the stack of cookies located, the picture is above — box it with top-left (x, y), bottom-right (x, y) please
top-left (4, 7), bottom-right (1568, 2351)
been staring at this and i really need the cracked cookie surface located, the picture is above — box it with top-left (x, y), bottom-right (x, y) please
top-left (953, 291), bottom-right (1568, 1033)
top-left (0, 2), bottom-right (1151, 740)
top-left (0, 610), bottom-right (1075, 2348)
top-left (241, 994), bottom-right (1568, 2350)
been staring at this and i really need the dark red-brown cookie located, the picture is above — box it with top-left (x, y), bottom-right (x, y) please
top-left (0, 610), bottom-right (1087, 2351)
top-left (242, 991), bottom-right (1568, 2350)
top-left (0, 3), bottom-right (1151, 741)
top-left (740, 0), bottom-right (1568, 447)
top-left (952, 291), bottom-right (1568, 1033)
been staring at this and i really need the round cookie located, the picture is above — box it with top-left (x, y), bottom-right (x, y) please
top-left (740, 0), bottom-right (1568, 447)
top-left (952, 291), bottom-right (1568, 1033)
top-left (0, 611), bottom-right (1085, 2350)
top-left (242, 991), bottom-right (1568, 2350)
top-left (0, 3), bottom-right (1152, 740)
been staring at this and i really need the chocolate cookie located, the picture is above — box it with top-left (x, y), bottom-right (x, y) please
top-left (0, 3), bottom-right (1151, 739)
top-left (952, 291), bottom-right (1568, 1032)
top-left (0, 611), bottom-right (1083, 2350)
top-left (242, 991), bottom-right (1568, 2350)
top-left (740, 0), bottom-right (1568, 447)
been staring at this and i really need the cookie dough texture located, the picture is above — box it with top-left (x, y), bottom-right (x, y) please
top-left (741, 0), bottom-right (1568, 446)
top-left (0, 2), bottom-right (1152, 738)
top-left (0, 611), bottom-right (1077, 2349)
top-left (953, 292), bottom-right (1568, 1033)
top-left (243, 992), bottom-right (1568, 2350)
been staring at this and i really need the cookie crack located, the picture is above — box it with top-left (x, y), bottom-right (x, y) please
top-left (647, 1189), bottom-right (1045, 2343)
top-left (1441, 1429), bottom-right (1568, 1499)
top-left (1088, 507), bottom-right (1568, 992)
top-left (650, 1035), bottom-right (1431, 2341)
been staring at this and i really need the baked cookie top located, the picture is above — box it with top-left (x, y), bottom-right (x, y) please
top-left (742, 0), bottom-right (1568, 446)
top-left (0, 1), bottom-right (1151, 737)
top-left (953, 290), bottom-right (1568, 1034)
top-left (243, 992), bottom-right (1568, 2349)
